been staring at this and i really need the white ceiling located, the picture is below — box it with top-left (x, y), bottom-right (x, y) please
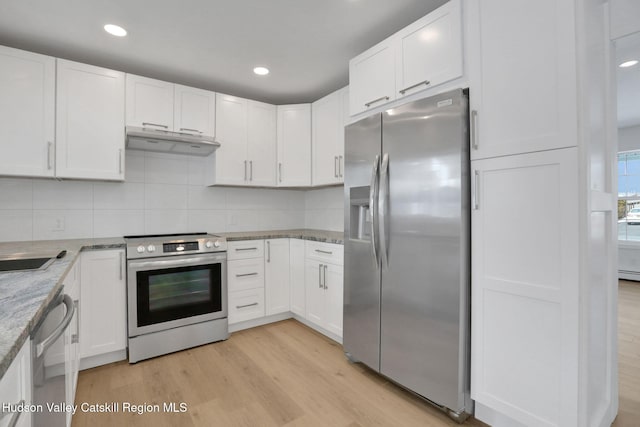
top-left (617, 32), bottom-right (640, 128)
top-left (0, 0), bottom-right (447, 104)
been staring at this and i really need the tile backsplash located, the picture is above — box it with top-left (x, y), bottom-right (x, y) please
top-left (0, 150), bottom-right (344, 242)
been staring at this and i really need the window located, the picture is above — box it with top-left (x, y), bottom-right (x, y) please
top-left (618, 151), bottom-right (640, 241)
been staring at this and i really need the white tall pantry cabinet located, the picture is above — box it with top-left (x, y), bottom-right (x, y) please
top-left (467, 1), bottom-right (617, 426)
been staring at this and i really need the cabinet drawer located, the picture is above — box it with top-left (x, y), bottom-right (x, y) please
top-left (305, 241), bottom-right (343, 265)
top-left (228, 258), bottom-right (264, 292)
top-left (227, 240), bottom-right (264, 260)
top-left (228, 288), bottom-right (265, 324)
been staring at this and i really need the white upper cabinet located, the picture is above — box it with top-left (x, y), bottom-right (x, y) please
top-left (214, 93), bottom-right (249, 185)
top-left (349, 0), bottom-right (462, 116)
top-left (349, 41), bottom-right (396, 116)
top-left (56, 59), bottom-right (125, 181)
top-left (277, 104), bottom-right (311, 187)
top-left (468, 0), bottom-right (577, 159)
top-left (125, 74), bottom-right (174, 130)
top-left (174, 84), bottom-right (216, 137)
top-left (312, 87), bottom-right (348, 186)
top-left (247, 100), bottom-right (277, 186)
top-left (395, 0), bottom-right (462, 97)
top-left (0, 46), bottom-right (55, 178)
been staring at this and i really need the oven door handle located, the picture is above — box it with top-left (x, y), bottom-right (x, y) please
top-left (128, 254), bottom-right (225, 270)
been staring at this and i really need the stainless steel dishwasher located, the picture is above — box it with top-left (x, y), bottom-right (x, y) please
top-left (31, 292), bottom-right (74, 427)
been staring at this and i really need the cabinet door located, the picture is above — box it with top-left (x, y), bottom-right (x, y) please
top-left (0, 46), bottom-right (55, 178)
top-left (312, 88), bottom-right (345, 186)
top-left (395, 0), bottom-right (462, 98)
top-left (289, 239), bottom-right (306, 316)
top-left (0, 340), bottom-right (31, 427)
top-left (265, 239), bottom-right (290, 315)
top-left (247, 100), bottom-right (277, 186)
top-left (215, 93), bottom-right (248, 185)
top-left (304, 260), bottom-right (325, 326)
top-left (471, 148), bottom-right (578, 426)
top-left (125, 74), bottom-right (174, 130)
top-left (468, 0), bottom-right (577, 160)
top-left (349, 40), bottom-right (396, 116)
top-left (174, 84), bottom-right (216, 137)
top-left (56, 60), bottom-right (125, 181)
top-left (324, 263), bottom-right (343, 338)
top-left (277, 104), bottom-right (311, 187)
top-left (80, 249), bottom-right (127, 359)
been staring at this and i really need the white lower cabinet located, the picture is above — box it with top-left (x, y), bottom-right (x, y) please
top-left (79, 249), bottom-right (127, 361)
top-left (289, 239), bottom-right (306, 316)
top-left (0, 340), bottom-right (31, 427)
top-left (265, 239), bottom-right (290, 315)
top-left (229, 288), bottom-right (265, 324)
top-left (228, 240), bottom-right (265, 324)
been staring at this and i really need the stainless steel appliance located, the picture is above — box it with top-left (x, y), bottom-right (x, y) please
top-left (31, 292), bottom-right (75, 427)
top-left (343, 89), bottom-right (471, 420)
top-left (125, 126), bottom-right (220, 156)
top-left (125, 233), bottom-right (229, 363)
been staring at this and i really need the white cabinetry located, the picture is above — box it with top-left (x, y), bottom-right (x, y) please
top-left (265, 239), bottom-right (290, 315)
top-left (303, 241), bottom-right (343, 338)
top-left (349, 0), bottom-right (462, 116)
top-left (312, 87), bottom-right (348, 186)
top-left (277, 104), bottom-right (311, 187)
top-left (0, 340), bottom-right (31, 427)
top-left (126, 74), bottom-right (216, 137)
top-left (289, 239), bottom-right (306, 316)
top-left (227, 240), bottom-right (265, 324)
top-left (79, 249), bottom-right (126, 362)
top-left (56, 60), bottom-right (125, 181)
top-left (0, 46), bottom-right (55, 178)
top-left (212, 94), bottom-right (276, 186)
top-left (468, 0), bottom-right (577, 160)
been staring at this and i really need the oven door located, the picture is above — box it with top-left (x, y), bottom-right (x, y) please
top-left (127, 252), bottom-right (227, 337)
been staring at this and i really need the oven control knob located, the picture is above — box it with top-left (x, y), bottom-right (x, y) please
top-left (137, 245), bottom-right (145, 254)
top-left (205, 241), bottom-right (213, 249)
top-left (213, 240), bottom-right (221, 248)
top-left (147, 244), bottom-right (156, 253)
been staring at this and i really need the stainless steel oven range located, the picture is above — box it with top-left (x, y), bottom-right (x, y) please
top-left (124, 232), bottom-right (228, 363)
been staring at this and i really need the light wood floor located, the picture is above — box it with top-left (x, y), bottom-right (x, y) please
top-left (73, 281), bottom-right (640, 427)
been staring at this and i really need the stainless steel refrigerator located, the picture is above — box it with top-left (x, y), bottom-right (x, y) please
top-left (343, 88), bottom-right (471, 420)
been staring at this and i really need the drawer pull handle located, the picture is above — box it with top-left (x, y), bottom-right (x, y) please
top-left (236, 272), bottom-right (258, 277)
top-left (236, 247), bottom-right (258, 251)
top-left (399, 80), bottom-right (430, 95)
top-left (315, 249), bottom-right (333, 255)
top-left (236, 302), bottom-right (258, 309)
top-left (180, 127), bottom-right (203, 134)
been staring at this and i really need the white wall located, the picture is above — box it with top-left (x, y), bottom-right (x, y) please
top-left (0, 150), bottom-right (307, 242)
top-left (303, 186), bottom-right (344, 232)
top-left (618, 124), bottom-right (640, 152)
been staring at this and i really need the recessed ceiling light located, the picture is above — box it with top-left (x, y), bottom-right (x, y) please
top-left (619, 60), bottom-right (638, 68)
top-left (253, 66), bottom-right (270, 76)
top-left (104, 24), bottom-right (127, 37)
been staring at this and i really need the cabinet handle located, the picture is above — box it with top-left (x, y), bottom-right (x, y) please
top-left (119, 252), bottom-right (124, 280)
top-left (250, 160), bottom-right (253, 181)
top-left (4, 399), bottom-right (24, 427)
top-left (315, 249), bottom-right (333, 255)
top-left (473, 170), bottom-right (479, 210)
top-left (244, 160), bottom-right (248, 181)
top-left (365, 96), bottom-right (390, 108)
top-left (118, 149), bottom-right (123, 174)
top-left (471, 110), bottom-right (479, 150)
top-left (323, 265), bottom-right (328, 289)
top-left (236, 302), bottom-right (258, 309)
top-left (266, 241), bottom-right (271, 263)
top-left (142, 122), bottom-right (169, 129)
top-left (235, 247), bottom-right (258, 251)
top-left (236, 272), bottom-right (258, 277)
top-left (279, 163), bottom-right (283, 183)
top-left (339, 155), bottom-right (343, 177)
top-left (399, 80), bottom-right (430, 95)
top-left (47, 141), bottom-right (54, 170)
top-left (334, 156), bottom-right (339, 178)
top-left (74, 299), bottom-right (79, 344)
top-left (318, 264), bottom-right (323, 288)
top-left (179, 127), bottom-right (202, 134)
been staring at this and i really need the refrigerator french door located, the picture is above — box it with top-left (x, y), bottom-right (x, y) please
top-left (344, 88), bottom-right (471, 419)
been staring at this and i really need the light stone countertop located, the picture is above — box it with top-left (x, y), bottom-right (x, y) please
top-left (0, 238), bottom-right (125, 379)
top-left (222, 229), bottom-right (344, 244)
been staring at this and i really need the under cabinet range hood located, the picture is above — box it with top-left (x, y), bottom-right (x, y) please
top-left (125, 126), bottom-right (220, 156)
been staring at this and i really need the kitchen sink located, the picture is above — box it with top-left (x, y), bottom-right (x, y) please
top-left (0, 254), bottom-right (59, 272)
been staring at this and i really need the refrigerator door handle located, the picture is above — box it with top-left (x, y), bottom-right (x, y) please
top-left (379, 153), bottom-right (390, 268)
top-left (369, 155), bottom-right (380, 265)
